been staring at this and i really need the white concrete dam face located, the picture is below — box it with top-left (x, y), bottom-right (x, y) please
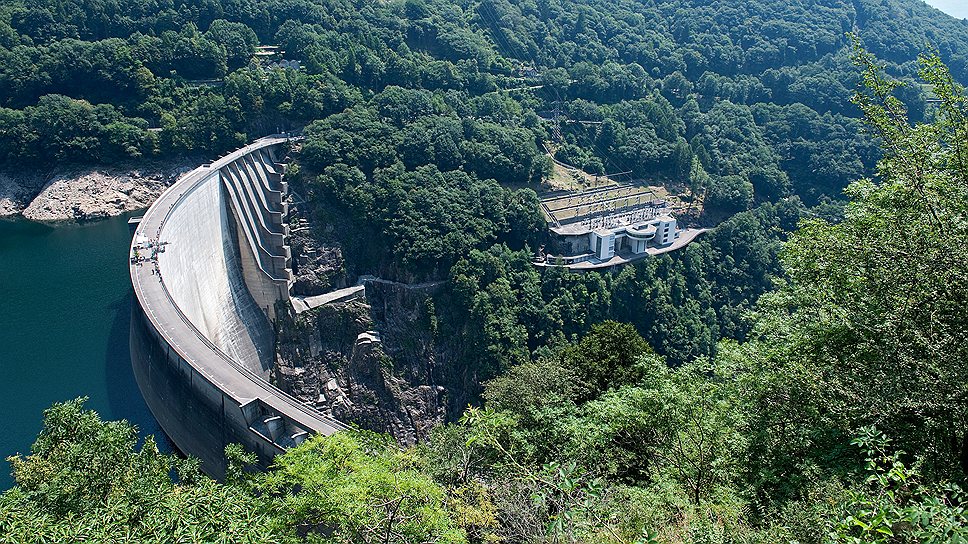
top-left (156, 169), bottom-right (275, 376)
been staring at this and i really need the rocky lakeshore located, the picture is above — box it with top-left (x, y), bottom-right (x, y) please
top-left (0, 160), bottom-right (196, 222)
top-left (0, 173), bottom-right (31, 218)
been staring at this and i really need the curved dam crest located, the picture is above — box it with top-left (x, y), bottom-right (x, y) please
top-left (130, 136), bottom-right (347, 477)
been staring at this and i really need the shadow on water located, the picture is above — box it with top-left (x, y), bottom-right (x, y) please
top-left (104, 291), bottom-right (175, 453)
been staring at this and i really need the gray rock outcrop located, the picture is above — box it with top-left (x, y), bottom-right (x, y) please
top-left (0, 173), bottom-right (32, 218)
top-left (2, 160), bottom-right (195, 222)
top-left (275, 282), bottom-right (450, 445)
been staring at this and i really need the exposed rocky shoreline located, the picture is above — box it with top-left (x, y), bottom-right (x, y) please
top-left (0, 160), bottom-right (196, 222)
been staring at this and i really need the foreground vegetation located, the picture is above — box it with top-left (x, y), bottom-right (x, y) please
top-left (4, 0), bottom-right (968, 541)
top-left (5, 53), bottom-right (968, 541)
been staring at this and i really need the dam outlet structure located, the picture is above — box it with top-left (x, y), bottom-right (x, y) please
top-left (129, 135), bottom-right (348, 477)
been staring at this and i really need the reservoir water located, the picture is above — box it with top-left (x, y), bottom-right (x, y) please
top-left (0, 215), bottom-right (163, 489)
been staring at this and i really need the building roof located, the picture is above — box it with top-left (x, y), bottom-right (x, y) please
top-left (555, 213), bottom-right (677, 238)
top-left (626, 224), bottom-right (658, 237)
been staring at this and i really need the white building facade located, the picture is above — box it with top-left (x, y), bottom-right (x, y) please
top-left (583, 214), bottom-right (678, 261)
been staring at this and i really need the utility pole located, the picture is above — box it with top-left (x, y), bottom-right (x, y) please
top-left (551, 99), bottom-right (563, 142)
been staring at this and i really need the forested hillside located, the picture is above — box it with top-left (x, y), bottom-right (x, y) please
top-left (3, 0), bottom-right (968, 203)
top-left (4, 0), bottom-right (968, 542)
top-left (6, 66), bottom-right (968, 540)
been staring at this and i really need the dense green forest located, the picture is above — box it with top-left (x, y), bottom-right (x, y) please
top-left (5, 0), bottom-right (968, 204)
top-left (5, 0), bottom-right (968, 542)
top-left (6, 74), bottom-right (968, 538)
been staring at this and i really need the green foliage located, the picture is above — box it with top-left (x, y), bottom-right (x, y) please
top-left (705, 174), bottom-right (754, 213)
top-left (0, 399), bottom-right (285, 543)
top-left (0, 401), bottom-right (466, 544)
top-left (746, 49), bottom-right (968, 494)
top-left (562, 320), bottom-right (653, 400)
top-left (431, 199), bottom-right (793, 388)
top-left (832, 428), bottom-right (968, 544)
top-left (2, 0), bottom-right (964, 207)
top-left (8, 1), bottom-right (968, 542)
top-left (0, 94), bottom-right (156, 163)
top-left (309, 158), bottom-right (544, 278)
top-left (261, 431), bottom-right (466, 544)
top-left (421, 43), bottom-right (968, 544)
top-left (423, 351), bottom-right (756, 542)
top-left (205, 20), bottom-right (258, 69)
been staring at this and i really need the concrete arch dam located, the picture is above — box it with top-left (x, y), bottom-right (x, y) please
top-left (129, 136), bottom-right (347, 477)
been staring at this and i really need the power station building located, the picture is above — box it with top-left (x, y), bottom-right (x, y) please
top-left (537, 184), bottom-right (701, 269)
top-left (566, 214), bottom-right (679, 261)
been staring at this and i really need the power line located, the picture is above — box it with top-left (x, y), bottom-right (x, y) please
top-left (477, 0), bottom-right (541, 72)
top-left (477, 1), bottom-right (520, 64)
top-left (474, 1), bottom-right (632, 183)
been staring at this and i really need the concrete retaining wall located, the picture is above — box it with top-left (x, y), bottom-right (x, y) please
top-left (157, 167), bottom-right (274, 374)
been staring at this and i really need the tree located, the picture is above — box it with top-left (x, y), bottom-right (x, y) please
top-left (260, 432), bottom-right (466, 544)
top-left (173, 92), bottom-right (245, 153)
top-left (780, 48), bottom-right (968, 478)
top-left (832, 427), bottom-right (968, 543)
top-left (0, 399), bottom-right (284, 543)
top-left (688, 155), bottom-right (710, 205)
top-left (205, 20), bottom-right (258, 69)
top-left (653, 359), bottom-right (744, 507)
top-left (705, 174), bottom-right (753, 213)
top-left (373, 86), bottom-right (435, 126)
top-left (742, 50), bottom-right (968, 515)
top-left (563, 321), bottom-right (653, 401)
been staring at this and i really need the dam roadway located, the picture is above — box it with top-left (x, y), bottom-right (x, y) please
top-left (130, 135), bottom-right (347, 477)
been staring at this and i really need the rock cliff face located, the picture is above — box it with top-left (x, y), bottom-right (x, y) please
top-left (288, 217), bottom-right (347, 296)
top-left (1, 160), bottom-right (194, 221)
top-left (275, 281), bottom-right (451, 445)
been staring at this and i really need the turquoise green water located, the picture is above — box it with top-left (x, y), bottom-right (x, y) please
top-left (0, 215), bottom-right (162, 489)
